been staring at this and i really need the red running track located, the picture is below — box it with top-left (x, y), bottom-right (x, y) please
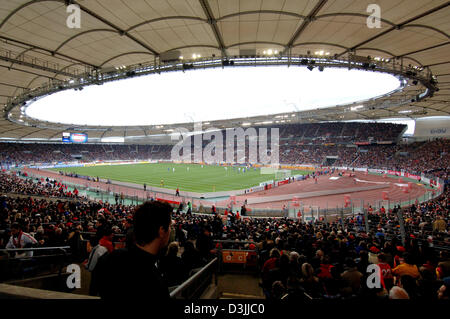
top-left (24, 168), bottom-right (428, 211)
top-left (222, 172), bottom-right (429, 210)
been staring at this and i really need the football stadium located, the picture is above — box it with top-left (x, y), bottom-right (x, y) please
top-left (0, 0), bottom-right (449, 308)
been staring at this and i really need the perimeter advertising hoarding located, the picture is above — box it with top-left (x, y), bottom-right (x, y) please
top-left (294, 175), bottom-right (306, 181)
top-left (405, 173), bottom-right (421, 180)
top-left (280, 165), bottom-right (315, 171)
top-left (29, 164), bottom-right (84, 169)
top-left (277, 180), bottom-right (289, 186)
top-left (222, 251), bottom-right (248, 264)
top-left (260, 180), bottom-right (274, 187)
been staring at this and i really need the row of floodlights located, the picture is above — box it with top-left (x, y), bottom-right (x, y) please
top-left (112, 52), bottom-right (412, 71)
top-left (175, 50), bottom-right (333, 61)
top-left (178, 54), bottom-right (202, 60)
top-left (374, 57), bottom-right (390, 63)
top-left (102, 52), bottom-right (428, 79)
top-left (192, 50), bottom-right (331, 57)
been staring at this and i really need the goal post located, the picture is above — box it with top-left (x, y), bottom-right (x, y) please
top-left (275, 169), bottom-right (291, 181)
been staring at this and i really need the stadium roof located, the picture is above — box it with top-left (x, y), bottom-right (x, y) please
top-left (0, 0), bottom-right (449, 141)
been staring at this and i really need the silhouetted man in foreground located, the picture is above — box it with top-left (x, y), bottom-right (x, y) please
top-left (92, 201), bottom-right (172, 300)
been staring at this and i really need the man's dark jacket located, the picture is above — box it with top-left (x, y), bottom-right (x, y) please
top-left (91, 244), bottom-right (170, 300)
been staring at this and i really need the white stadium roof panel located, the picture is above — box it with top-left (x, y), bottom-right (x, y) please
top-left (0, 0), bottom-right (447, 139)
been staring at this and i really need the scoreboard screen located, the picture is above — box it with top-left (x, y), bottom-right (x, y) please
top-left (62, 132), bottom-right (71, 143)
top-left (62, 132), bottom-right (88, 143)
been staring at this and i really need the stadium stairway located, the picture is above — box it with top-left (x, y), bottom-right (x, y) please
top-left (216, 274), bottom-right (264, 299)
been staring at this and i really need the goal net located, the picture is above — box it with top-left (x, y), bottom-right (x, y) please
top-left (275, 169), bottom-right (291, 181)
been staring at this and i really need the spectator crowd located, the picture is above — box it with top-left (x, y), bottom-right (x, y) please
top-left (0, 121), bottom-right (448, 300)
top-left (0, 177), bottom-right (448, 300)
top-left (1, 123), bottom-right (447, 181)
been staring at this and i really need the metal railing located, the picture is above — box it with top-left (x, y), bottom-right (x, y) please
top-left (0, 246), bottom-right (72, 282)
top-left (170, 257), bottom-right (218, 299)
top-left (0, 47), bottom-right (84, 78)
top-left (0, 246), bottom-right (70, 254)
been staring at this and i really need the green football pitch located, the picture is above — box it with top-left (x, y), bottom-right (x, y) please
top-left (50, 163), bottom-right (310, 193)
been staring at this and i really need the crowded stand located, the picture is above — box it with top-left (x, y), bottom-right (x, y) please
top-left (0, 171), bottom-right (82, 200)
top-left (386, 139), bottom-right (450, 179)
top-left (279, 122), bottom-right (406, 143)
top-left (0, 121), bottom-right (448, 300)
top-left (0, 180), bottom-right (448, 299)
top-left (0, 146), bottom-right (448, 185)
top-left (0, 125), bottom-right (448, 182)
top-left (346, 145), bottom-right (401, 169)
top-left (0, 143), bottom-right (173, 166)
top-left (280, 144), bottom-right (361, 166)
top-left (0, 122), bottom-right (405, 165)
top-left (366, 188), bottom-right (450, 248)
